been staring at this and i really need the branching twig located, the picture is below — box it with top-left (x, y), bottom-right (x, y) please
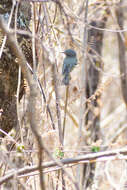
top-left (2, 11), bottom-right (78, 188)
top-left (1, 148), bottom-right (127, 185)
top-left (26, 61), bottom-right (55, 130)
top-left (0, 16), bottom-right (45, 190)
top-left (0, 0), bottom-right (16, 58)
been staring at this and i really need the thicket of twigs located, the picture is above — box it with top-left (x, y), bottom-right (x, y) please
top-left (0, 0), bottom-right (127, 189)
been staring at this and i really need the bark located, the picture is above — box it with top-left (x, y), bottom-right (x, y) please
top-left (0, 1), bottom-right (32, 138)
top-left (116, 2), bottom-right (127, 106)
top-left (82, 9), bottom-right (109, 188)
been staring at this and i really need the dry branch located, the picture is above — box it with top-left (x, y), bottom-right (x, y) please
top-left (0, 16), bottom-right (45, 189)
top-left (0, 148), bottom-right (127, 185)
top-left (0, 15), bottom-right (79, 190)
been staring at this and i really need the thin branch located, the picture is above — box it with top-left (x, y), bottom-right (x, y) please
top-left (15, 2), bottom-right (24, 144)
top-left (63, 86), bottom-right (69, 144)
top-left (0, 17), bottom-right (31, 83)
top-left (0, 15), bottom-right (79, 190)
top-left (77, 0), bottom-right (89, 187)
top-left (26, 61), bottom-right (55, 129)
top-left (31, 2), bottom-right (37, 76)
top-left (0, 16), bottom-right (45, 190)
top-left (1, 148), bottom-right (127, 185)
top-left (52, 63), bottom-right (63, 146)
top-left (78, 0), bottom-right (89, 145)
top-left (0, 0), bottom-right (16, 58)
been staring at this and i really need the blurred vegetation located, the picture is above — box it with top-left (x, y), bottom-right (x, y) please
top-left (0, 0), bottom-right (127, 189)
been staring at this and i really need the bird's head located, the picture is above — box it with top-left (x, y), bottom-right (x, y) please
top-left (63, 49), bottom-right (76, 57)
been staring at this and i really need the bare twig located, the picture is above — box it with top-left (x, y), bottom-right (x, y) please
top-left (15, 1), bottom-right (24, 144)
top-left (77, 0), bottom-right (89, 187)
top-left (31, 2), bottom-right (37, 76)
top-left (0, 15), bottom-right (78, 189)
top-left (0, 16), bottom-right (45, 190)
top-left (26, 61), bottom-right (55, 129)
top-left (52, 63), bottom-right (63, 146)
top-left (63, 86), bottom-right (69, 144)
top-left (0, 0), bottom-right (16, 58)
top-left (1, 148), bottom-right (127, 185)
top-left (78, 0), bottom-right (89, 145)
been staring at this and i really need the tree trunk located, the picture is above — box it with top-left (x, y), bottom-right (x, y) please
top-left (82, 9), bottom-right (109, 189)
top-left (116, 1), bottom-right (127, 106)
top-left (0, 1), bottom-right (32, 138)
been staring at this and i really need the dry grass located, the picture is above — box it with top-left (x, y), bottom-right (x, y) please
top-left (0, 0), bottom-right (127, 189)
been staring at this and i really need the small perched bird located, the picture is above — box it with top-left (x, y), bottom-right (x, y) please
top-left (62, 49), bottom-right (77, 85)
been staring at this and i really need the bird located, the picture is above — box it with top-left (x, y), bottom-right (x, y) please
top-left (62, 49), bottom-right (77, 85)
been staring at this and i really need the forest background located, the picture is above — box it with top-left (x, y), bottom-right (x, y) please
top-left (0, 0), bottom-right (127, 189)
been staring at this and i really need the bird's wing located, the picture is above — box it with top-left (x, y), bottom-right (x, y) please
top-left (62, 63), bottom-right (66, 75)
top-left (62, 57), bottom-right (77, 75)
top-left (69, 57), bottom-right (77, 72)
top-left (62, 58), bottom-right (70, 75)
top-left (75, 57), bottom-right (77, 65)
top-left (62, 74), bottom-right (70, 85)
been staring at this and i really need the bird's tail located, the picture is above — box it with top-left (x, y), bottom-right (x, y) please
top-left (62, 74), bottom-right (71, 85)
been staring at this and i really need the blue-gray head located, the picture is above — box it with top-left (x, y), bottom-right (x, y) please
top-left (63, 49), bottom-right (76, 57)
